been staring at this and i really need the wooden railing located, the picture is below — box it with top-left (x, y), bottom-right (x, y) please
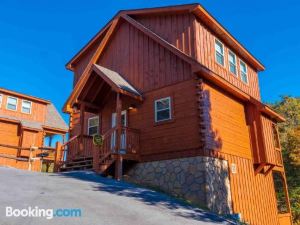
top-left (121, 127), bottom-right (140, 155)
top-left (63, 134), bottom-right (100, 161)
top-left (275, 148), bottom-right (283, 166)
top-left (0, 142), bottom-right (63, 172)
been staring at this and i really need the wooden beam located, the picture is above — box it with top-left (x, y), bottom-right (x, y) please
top-left (78, 74), bottom-right (99, 101)
top-left (78, 100), bottom-right (101, 110)
top-left (79, 103), bottom-right (85, 154)
top-left (254, 163), bottom-right (266, 175)
top-left (115, 93), bottom-right (123, 180)
top-left (264, 165), bottom-right (275, 176)
top-left (90, 80), bottom-right (105, 103)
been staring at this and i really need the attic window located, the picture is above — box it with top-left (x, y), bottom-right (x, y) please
top-left (22, 100), bottom-right (32, 114)
top-left (240, 60), bottom-right (248, 84)
top-left (228, 51), bottom-right (237, 75)
top-left (6, 96), bottom-right (18, 111)
top-left (215, 39), bottom-right (224, 66)
top-left (272, 124), bottom-right (281, 149)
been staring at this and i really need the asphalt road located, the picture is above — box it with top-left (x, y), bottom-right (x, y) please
top-left (0, 167), bottom-right (235, 225)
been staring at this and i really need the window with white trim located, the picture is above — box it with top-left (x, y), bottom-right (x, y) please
top-left (228, 51), bottom-right (237, 75)
top-left (6, 96), bottom-right (18, 111)
top-left (21, 100), bottom-right (32, 114)
top-left (240, 60), bottom-right (248, 84)
top-left (215, 39), bottom-right (224, 66)
top-left (0, 94), bottom-right (2, 108)
top-left (155, 97), bottom-right (171, 122)
top-left (88, 116), bottom-right (99, 136)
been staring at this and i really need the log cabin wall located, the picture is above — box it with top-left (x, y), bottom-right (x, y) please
top-left (201, 81), bottom-right (280, 225)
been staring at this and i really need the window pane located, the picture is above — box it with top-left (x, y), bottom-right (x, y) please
top-left (156, 99), bottom-right (170, 111)
top-left (215, 40), bottom-right (223, 54)
top-left (230, 63), bottom-right (236, 75)
top-left (273, 172), bottom-right (289, 214)
top-left (22, 101), bottom-right (31, 113)
top-left (8, 97), bottom-right (17, 105)
top-left (157, 109), bottom-right (170, 121)
top-left (89, 117), bottom-right (99, 127)
top-left (216, 53), bottom-right (224, 65)
top-left (229, 52), bottom-right (235, 64)
top-left (88, 126), bottom-right (98, 136)
top-left (241, 72), bottom-right (248, 83)
top-left (7, 97), bottom-right (17, 110)
top-left (240, 61), bottom-right (247, 73)
top-left (22, 107), bottom-right (30, 114)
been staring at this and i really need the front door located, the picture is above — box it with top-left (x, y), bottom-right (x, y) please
top-left (111, 110), bottom-right (127, 152)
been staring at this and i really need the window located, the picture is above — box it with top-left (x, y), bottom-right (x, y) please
top-left (155, 97), bottom-right (171, 122)
top-left (0, 94), bottom-right (2, 108)
top-left (88, 116), bottom-right (99, 136)
top-left (21, 100), bottom-right (32, 114)
top-left (272, 124), bottom-right (281, 149)
top-left (272, 172), bottom-right (289, 214)
top-left (215, 39), bottom-right (224, 66)
top-left (228, 51), bottom-right (237, 75)
top-left (240, 61), bottom-right (248, 83)
top-left (6, 96), bottom-right (18, 111)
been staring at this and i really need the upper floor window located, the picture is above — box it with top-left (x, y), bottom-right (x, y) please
top-left (21, 100), bottom-right (32, 114)
top-left (215, 39), bottom-right (224, 66)
top-left (240, 60), bottom-right (248, 84)
top-left (228, 51), bottom-right (237, 75)
top-left (88, 116), bottom-right (99, 136)
top-left (272, 124), bottom-right (281, 149)
top-left (0, 94), bottom-right (2, 108)
top-left (6, 96), bottom-right (18, 111)
top-left (155, 97), bottom-right (171, 122)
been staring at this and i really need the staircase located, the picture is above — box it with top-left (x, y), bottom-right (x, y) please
top-left (60, 157), bottom-right (93, 172)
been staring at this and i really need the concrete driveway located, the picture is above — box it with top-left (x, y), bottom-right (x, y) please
top-left (0, 167), bottom-right (235, 225)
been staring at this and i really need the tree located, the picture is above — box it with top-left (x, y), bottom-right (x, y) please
top-left (270, 96), bottom-right (300, 224)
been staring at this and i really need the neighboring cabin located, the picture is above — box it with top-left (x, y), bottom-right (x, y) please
top-left (0, 88), bottom-right (68, 170)
top-left (62, 4), bottom-right (292, 225)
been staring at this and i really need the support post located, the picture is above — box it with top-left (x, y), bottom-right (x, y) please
top-left (79, 103), bottom-right (85, 155)
top-left (115, 93), bottom-right (123, 180)
top-left (54, 142), bottom-right (63, 172)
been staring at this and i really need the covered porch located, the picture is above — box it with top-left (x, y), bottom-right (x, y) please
top-left (65, 64), bottom-right (143, 178)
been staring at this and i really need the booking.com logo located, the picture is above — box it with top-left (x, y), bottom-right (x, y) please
top-left (6, 206), bottom-right (82, 220)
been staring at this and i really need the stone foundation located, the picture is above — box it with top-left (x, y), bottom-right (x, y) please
top-left (125, 156), bottom-right (232, 214)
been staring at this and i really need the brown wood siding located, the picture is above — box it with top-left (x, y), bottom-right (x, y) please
top-left (133, 13), bottom-right (196, 58)
top-left (97, 20), bottom-right (193, 92)
top-left (0, 121), bottom-right (20, 155)
top-left (224, 154), bottom-right (279, 225)
top-left (202, 81), bottom-right (252, 159)
top-left (21, 130), bottom-right (44, 157)
top-left (0, 94), bottom-right (47, 123)
top-left (194, 17), bottom-right (261, 100)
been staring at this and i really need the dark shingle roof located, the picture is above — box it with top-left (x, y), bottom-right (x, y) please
top-left (44, 103), bottom-right (68, 131)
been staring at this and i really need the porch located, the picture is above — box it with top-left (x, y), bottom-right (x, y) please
top-left (63, 64), bottom-right (143, 178)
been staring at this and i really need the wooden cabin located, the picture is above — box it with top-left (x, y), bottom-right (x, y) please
top-left (0, 88), bottom-right (68, 171)
top-left (63, 4), bottom-right (292, 225)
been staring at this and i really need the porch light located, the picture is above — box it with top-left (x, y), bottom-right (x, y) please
top-left (128, 104), bottom-right (136, 110)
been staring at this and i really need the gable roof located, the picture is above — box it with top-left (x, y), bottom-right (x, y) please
top-left (93, 64), bottom-right (141, 97)
top-left (44, 103), bottom-right (69, 131)
top-left (66, 3), bottom-right (264, 72)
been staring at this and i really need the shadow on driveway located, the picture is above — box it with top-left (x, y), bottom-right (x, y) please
top-left (52, 171), bottom-right (235, 225)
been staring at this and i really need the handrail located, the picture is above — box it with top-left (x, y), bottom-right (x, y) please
top-left (0, 143), bottom-right (31, 151)
top-left (62, 135), bottom-right (79, 147)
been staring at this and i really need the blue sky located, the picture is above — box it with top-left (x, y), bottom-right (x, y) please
top-left (0, 0), bottom-right (299, 123)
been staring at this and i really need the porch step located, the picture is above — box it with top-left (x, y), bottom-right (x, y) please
top-left (60, 157), bottom-right (93, 172)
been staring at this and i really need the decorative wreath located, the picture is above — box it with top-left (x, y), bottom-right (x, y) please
top-left (93, 134), bottom-right (104, 147)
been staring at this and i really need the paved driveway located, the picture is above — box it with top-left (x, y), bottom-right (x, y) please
top-left (0, 167), bottom-right (235, 225)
